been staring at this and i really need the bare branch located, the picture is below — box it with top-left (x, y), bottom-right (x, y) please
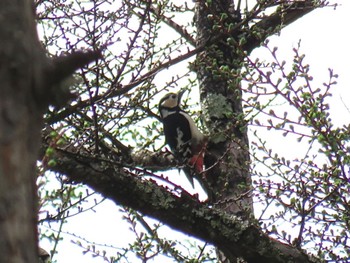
top-left (48, 50), bottom-right (102, 85)
top-left (48, 145), bottom-right (320, 263)
top-left (244, 1), bottom-right (326, 53)
top-left (149, 5), bottom-right (196, 46)
top-left (46, 46), bottom-right (204, 124)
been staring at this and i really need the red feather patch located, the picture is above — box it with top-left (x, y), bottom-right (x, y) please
top-left (188, 141), bottom-right (207, 173)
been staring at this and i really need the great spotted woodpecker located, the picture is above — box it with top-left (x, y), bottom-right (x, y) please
top-left (159, 91), bottom-right (207, 190)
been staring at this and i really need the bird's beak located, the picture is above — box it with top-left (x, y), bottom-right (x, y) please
top-left (177, 90), bottom-right (185, 102)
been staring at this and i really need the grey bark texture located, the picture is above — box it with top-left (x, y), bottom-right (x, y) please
top-left (45, 142), bottom-right (320, 263)
top-left (0, 1), bottom-right (100, 262)
top-left (193, 1), bottom-right (321, 262)
top-left (0, 1), bottom-right (47, 262)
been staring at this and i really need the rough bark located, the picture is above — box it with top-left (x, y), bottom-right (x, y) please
top-left (193, 1), bottom-right (323, 262)
top-left (194, 1), bottom-right (252, 262)
top-left (194, 0), bottom-right (251, 213)
top-left (45, 145), bottom-right (320, 263)
top-left (0, 1), bottom-right (100, 262)
top-left (195, 0), bottom-right (323, 214)
top-left (0, 1), bottom-right (47, 262)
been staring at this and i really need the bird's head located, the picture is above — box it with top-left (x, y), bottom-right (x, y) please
top-left (159, 91), bottom-right (184, 109)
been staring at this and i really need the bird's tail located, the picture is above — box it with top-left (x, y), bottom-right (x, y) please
top-left (183, 142), bottom-right (212, 199)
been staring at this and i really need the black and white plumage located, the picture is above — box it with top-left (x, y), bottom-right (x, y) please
top-left (159, 91), bottom-right (207, 189)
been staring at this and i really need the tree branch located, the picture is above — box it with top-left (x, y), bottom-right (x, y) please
top-left (42, 50), bottom-right (102, 107)
top-left (149, 5), bottom-right (196, 46)
top-left (47, 146), bottom-right (321, 263)
top-left (46, 46), bottom-right (203, 124)
top-left (131, 148), bottom-right (176, 171)
top-left (48, 50), bottom-right (102, 85)
top-left (244, 1), bottom-right (326, 54)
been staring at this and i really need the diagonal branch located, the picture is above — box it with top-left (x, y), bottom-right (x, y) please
top-left (48, 146), bottom-right (320, 263)
top-left (41, 50), bottom-right (102, 107)
top-left (45, 1), bottom-right (328, 124)
top-left (149, 5), bottom-right (196, 46)
top-left (243, 1), bottom-right (327, 53)
top-left (46, 45), bottom-right (204, 124)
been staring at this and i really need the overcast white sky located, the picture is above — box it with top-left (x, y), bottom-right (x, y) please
top-left (40, 1), bottom-right (350, 262)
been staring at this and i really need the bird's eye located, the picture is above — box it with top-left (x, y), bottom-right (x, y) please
top-left (171, 94), bottom-right (177, 99)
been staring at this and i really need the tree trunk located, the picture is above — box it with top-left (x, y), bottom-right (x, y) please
top-left (195, 2), bottom-right (253, 262)
top-left (194, 1), bottom-right (320, 261)
top-left (0, 2), bottom-right (100, 262)
top-left (0, 1), bottom-right (48, 262)
top-left (195, 0), bottom-right (253, 209)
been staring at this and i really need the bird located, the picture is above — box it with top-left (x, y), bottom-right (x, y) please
top-left (158, 91), bottom-right (208, 192)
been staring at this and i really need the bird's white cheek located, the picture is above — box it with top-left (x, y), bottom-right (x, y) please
top-left (162, 98), bottom-right (177, 108)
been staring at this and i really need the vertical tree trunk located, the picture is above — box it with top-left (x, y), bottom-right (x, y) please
top-left (195, 0), bottom-right (253, 215)
top-left (0, 1), bottom-right (47, 262)
top-left (195, 1), bottom-right (253, 262)
top-left (0, 2), bottom-right (100, 261)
